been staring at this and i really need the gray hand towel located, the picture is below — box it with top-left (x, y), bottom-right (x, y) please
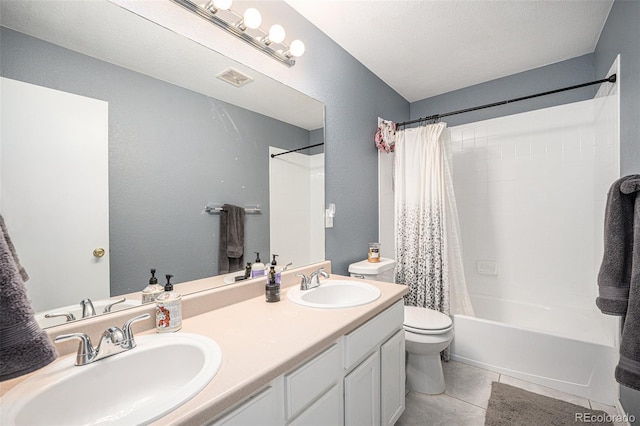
top-left (218, 204), bottom-right (245, 274)
top-left (615, 176), bottom-right (640, 390)
top-left (0, 215), bottom-right (57, 381)
top-left (596, 175), bottom-right (640, 314)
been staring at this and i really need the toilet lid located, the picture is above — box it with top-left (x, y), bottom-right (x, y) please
top-left (403, 306), bottom-right (452, 331)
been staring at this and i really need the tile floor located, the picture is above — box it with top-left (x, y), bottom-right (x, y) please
top-left (396, 360), bottom-right (625, 425)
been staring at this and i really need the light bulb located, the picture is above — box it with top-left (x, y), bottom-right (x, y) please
top-left (213, 0), bottom-right (232, 10)
top-left (243, 8), bottom-right (262, 29)
top-left (268, 25), bottom-right (286, 44)
top-left (289, 39), bottom-right (305, 57)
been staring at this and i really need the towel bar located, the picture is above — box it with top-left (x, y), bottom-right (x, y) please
top-left (204, 203), bottom-right (261, 214)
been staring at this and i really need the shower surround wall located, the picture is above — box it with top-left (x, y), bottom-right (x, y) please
top-left (448, 90), bottom-right (620, 403)
top-left (450, 98), bottom-right (616, 315)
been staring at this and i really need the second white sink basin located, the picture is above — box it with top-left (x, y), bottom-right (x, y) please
top-left (287, 279), bottom-right (381, 308)
top-left (1, 333), bottom-right (222, 425)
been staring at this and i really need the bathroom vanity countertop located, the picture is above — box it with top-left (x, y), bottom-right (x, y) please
top-left (0, 269), bottom-right (408, 424)
top-left (150, 274), bottom-right (408, 425)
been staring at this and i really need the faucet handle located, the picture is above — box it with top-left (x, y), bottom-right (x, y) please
top-left (122, 313), bottom-right (150, 347)
top-left (296, 273), bottom-right (310, 286)
top-left (103, 297), bottom-right (127, 313)
top-left (54, 333), bottom-right (95, 366)
top-left (44, 312), bottom-right (77, 322)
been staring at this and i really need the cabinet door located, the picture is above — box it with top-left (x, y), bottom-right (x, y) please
top-left (381, 329), bottom-right (405, 426)
top-left (344, 351), bottom-right (380, 426)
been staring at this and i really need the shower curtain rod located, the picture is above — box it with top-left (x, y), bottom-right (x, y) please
top-left (270, 143), bottom-right (324, 158)
top-left (396, 74), bottom-right (617, 128)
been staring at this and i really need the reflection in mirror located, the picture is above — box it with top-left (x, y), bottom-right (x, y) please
top-left (0, 0), bottom-right (325, 328)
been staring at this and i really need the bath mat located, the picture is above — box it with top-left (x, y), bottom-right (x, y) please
top-left (484, 382), bottom-right (613, 426)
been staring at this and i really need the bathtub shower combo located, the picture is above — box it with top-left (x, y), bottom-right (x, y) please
top-left (379, 61), bottom-right (621, 405)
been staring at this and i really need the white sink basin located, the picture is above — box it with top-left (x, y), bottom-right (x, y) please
top-left (287, 279), bottom-right (381, 308)
top-left (1, 333), bottom-right (222, 425)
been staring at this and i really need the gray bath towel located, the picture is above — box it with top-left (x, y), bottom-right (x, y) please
top-left (615, 176), bottom-right (640, 390)
top-left (596, 175), bottom-right (640, 315)
top-left (218, 204), bottom-right (245, 274)
top-left (0, 215), bottom-right (57, 381)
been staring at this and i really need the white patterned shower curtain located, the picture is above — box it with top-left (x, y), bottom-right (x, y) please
top-left (394, 123), bottom-right (474, 318)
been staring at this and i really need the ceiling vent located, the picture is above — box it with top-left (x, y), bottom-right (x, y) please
top-left (216, 68), bottom-right (254, 87)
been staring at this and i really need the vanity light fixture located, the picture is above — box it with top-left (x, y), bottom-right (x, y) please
top-left (171, 0), bottom-right (305, 67)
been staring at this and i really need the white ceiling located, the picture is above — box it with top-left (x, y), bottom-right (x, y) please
top-left (286, 0), bottom-right (614, 102)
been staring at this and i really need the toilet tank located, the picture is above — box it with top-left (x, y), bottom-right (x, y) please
top-left (348, 258), bottom-right (396, 283)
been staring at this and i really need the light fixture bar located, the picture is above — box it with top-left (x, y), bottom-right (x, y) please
top-left (170, 0), bottom-right (296, 67)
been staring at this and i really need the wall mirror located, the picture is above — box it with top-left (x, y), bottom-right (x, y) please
top-left (0, 0), bottom-right (325, 328)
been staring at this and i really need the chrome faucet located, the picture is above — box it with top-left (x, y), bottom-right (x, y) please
top-left (54, 313), bottom-right (150, 366)
top-left (297, 267), bottom-right (330, 290)
top-left (80, 299), bottom-right (96, 318)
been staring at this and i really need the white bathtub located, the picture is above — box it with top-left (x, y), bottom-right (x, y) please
top-left (450, 294), bottom-right (620, 404)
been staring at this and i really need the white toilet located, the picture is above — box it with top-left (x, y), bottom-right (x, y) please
top-left (403, 306), bottom-right (453, 394)
top-left (348, 258), bottom-right (454, 395)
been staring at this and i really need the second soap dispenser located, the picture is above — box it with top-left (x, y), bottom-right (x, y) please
top-left (251, 252), bottom-right (266, 278)
top-left (141, 268), bottom-right (164, 304)
top-left (155, 274), bottom-right (182, 333)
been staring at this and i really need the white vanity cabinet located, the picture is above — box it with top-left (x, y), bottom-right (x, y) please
top-left (344, 351), bottom-right (381, 425)
top-left (380, 329), bottom-right (406, 425)
top-left (343, 300), bottom-right (404, 426)
top-left (211, 345), bottom-right (342, 426)
top-left (210, 300), bottom-right (405, 426)
top-left (284, 343), bottom-right (343, 425)
top-left (212, 382), bottom-right (285, 426)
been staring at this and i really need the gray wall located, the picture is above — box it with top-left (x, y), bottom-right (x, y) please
top-left (0, 27), bottom-right (312, 295)
top-left (202, 2), bottom-right (411, 276)
top-left (594, 0), bottom-right (640, 419)
top-left (410, 53), bottom-right (596, 126)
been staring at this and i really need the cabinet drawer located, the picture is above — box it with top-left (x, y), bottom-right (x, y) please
top-left (288, 384), bottom-right (343, 426)
top-left (212, 385), bottom-right (280, 426)
top-left (344, 300), bottom-right (404, 369)
top-left (285, 343), bottom-right (341, 420)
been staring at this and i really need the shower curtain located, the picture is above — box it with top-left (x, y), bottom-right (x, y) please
top-left (394, 122), bottom-right (474, 318)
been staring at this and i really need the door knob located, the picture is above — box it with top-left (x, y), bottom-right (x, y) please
top-left (93, 248), bottom-right (105, 258)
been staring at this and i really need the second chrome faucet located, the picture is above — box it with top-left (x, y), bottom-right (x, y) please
top-left (297, 267), bottom-right (330, 290)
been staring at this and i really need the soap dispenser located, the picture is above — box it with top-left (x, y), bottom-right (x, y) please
top-left (271, 254), bottom-right (278, 266)
top-left (251, 252), bottom-right (266, 278)
top-left (155, 274), bottom-right (182, 333)
top-left (141, 268), bottom-right (164, 304)
top-left (266, 265), bottom-right (280, 303)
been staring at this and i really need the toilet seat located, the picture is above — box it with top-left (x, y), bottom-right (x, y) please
top-left (403, 306), bottom-right (453, 335)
